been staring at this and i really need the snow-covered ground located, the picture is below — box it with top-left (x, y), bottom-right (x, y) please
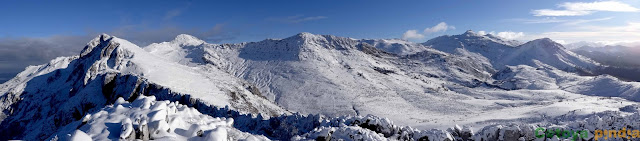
top-left (49, 95), bottom-right (268, 141)
top-left (2, 32), bottom-right (640, 140)
top-left (183, 32), bottom-right (637, 130)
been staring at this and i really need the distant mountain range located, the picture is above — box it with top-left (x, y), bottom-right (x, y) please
top-left (569, 44), bottom-right (640, 81)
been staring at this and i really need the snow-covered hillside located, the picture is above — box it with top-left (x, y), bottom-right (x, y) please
top-left (570, 45), bottom-right (640, 81)
top-left (150, 32), bottom-right (530, 128)
top-left (360, 38), bottom-right (431, 55)
top-left (493, 65), bottom-right (640, 100)
top-left (2, 32), bottom-right (640, 140)
top-left (424, 30), bottom-right (599, 72)
top-left (142, 32), bottom-right (640, 130)
top-left (0, 34), bottom-right (287, 140)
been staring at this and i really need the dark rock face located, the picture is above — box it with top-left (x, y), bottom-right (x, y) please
top-left (357, 42), bottom-right (396, 58)
top-left (136, 122), bottom-right (150, 141)
top-left (0, 72), bottom-right (144, 140)
top-left (501, 128), bottom-right (521, 141)
top-left (373, 67), bottom-right (395, 75)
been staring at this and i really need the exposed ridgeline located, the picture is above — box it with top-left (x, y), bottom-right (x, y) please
top-left (0, 34), bottom-right (287, 140)
top-left (154, 32), bottom-right (499, 120)
top-left (3, 32), bottom-right (640, 140)
top-left (143, 31), bottom-right (640, 132)
top-left (423, 30), bottom-right (600, 74)
top-left (572, 45), bottom-right (640, 81)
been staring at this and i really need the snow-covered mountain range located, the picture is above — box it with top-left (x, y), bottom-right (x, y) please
top-left (424, 30), bottom-right (599, 73)
top-left (2, 31), bottom-right (640, 140)
top-left (570, 44), bottom-right (640, 81)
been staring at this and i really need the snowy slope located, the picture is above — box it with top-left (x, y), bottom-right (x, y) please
top-left (142, 32), bottom-right (640, 131)
top-left (144, 34), bottom-right (207, 66)
top-left (423, 30), bottom-right (520, 64)
top-left (494, 65), bottom-right (640, 100)
top-left (360, 38), bottom-right (431, 55)
top-left (157, 33), bottom-right (502, 121)
top-left (0, 34), bottom-right (287, 140)
top-left (423, 30), bottom-right (599, 72)
top-left (502, 38), bottom-right (599, 72)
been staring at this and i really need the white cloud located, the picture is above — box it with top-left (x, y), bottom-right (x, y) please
top-left (511, 17), bottom-right (613, 26)
top-left (401, 22), bottom-right (455, 40)
top-left (268, 15), bottom-right (328, 23)
top-left (477, 31), bottom-right (496, 35)
top-left (496, 31), bottom-right (525, 40)
top-left (532, 9), bottom-right (593, 16)
top-left (290, 16), bottom-right (327, 23)
top-left (580, 22), bottom-right (640, 31)
top-left (402, 30), bottom-right (425, 40)
top-left (534, 31), bottom-right (640, 43)
top-left (563, 17), bottom-right (613, 25)
top-left (423, 22), bottom-right (455, 34)
top-left (523, 22), bottom-right (640, 44)
top-left (477, 30), bottom-right (525, 40)
top-left (561, 1), bottom-right (639, 12)
top-left (164, 9), bottom-right (183, 20)
top-left (524, 17), bottom-right (565, 24)
top-left (532, 1), bottom-right (639, 16)
top-left (552, 39), bottom-right (567, 44)
top-left (163, 4), bottom-right (191, 21)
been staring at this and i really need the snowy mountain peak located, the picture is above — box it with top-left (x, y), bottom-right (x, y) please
top-left (360, 38), bottom-right (430, 55)
top-left (281, 32), bottom-right (356, 47)
top-left (171, 34), bottom-right (205, 46)
top-left (532, 38), bottom-right (554, 43)
top-left (462, 30), bottom-right (479, 36)
top-left (524, 38), bottom-right (564, 49)
top-left (505, 37), bottom-right (601, 71)
top-left (288, 32), bottom-right (325, 41)
top-left (297, 32), bottom-right (315, 36)
top-left (458, 30), bottom-right (521, 46)
top-left (80, 34), bottom-right (115, 57)
top-left (423, 31), bottom-right (520, 55)
top-left (98, 33), bottom-right (112, 40)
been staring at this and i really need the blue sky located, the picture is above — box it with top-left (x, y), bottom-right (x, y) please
top-left (2, 0), bottom-right (638, 44)
top-left (1, 0), bottom-right (640, 83)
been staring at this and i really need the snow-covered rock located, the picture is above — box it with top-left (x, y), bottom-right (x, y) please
top-left (49, 95), bottom-right (269, 141)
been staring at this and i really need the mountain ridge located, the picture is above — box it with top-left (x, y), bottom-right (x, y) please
top-left (3, 32), bottom-right (640, 140)
top-left (0, 34), bottom-right (288, 140)
top-left (423, 30), bottom-right (599, 73)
